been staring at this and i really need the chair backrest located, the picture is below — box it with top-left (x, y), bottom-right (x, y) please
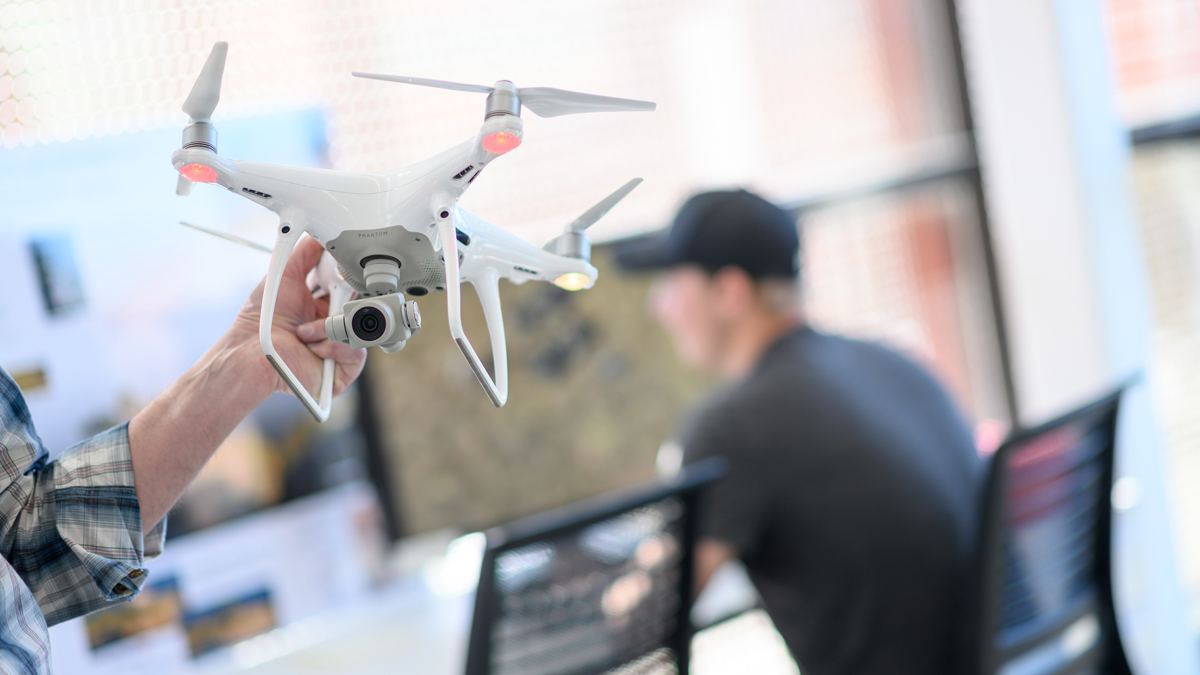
top-left (464, 458), bottom-right (726, 675)
top-left (968, 389), bottom-right (1132, 675)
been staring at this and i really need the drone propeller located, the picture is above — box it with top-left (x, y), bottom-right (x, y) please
top-left (350, 72), bottom-right (655, 118)
top-left (565, 178), bottom-right (643, 233)
top-left (179, 221), bottom-right (271, 253)
top-left (518, 89), bottom-right (655, 118)
top-left (183, 42), bottom-right (228, 123)
top-left (544, 178), bottom-right (642, 285)
top-left (352, 74), bottom-right (493, 94)
top-left (178, 221), bottom-right (346, 301)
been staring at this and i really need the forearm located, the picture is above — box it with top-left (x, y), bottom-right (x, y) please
top-left (128, 329), bottom-right (273, 534)
top-left (695, 538), bottom-right (737, 597)
top-left (126, 237), bottom-right (365, 535)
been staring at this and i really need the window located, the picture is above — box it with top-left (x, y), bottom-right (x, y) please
top-left (1105, 0), bottom-right (1200, 630)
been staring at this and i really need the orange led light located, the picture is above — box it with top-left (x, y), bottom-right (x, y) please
top-left (180, 163), bottom-right (218, 183)
top-left (553, 273), bottom-right (591, 291)
top-left (482, 131), bottom-right (521, 155)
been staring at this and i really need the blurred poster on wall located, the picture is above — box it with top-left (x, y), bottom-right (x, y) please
top-left (85, 576), bottom-right (184, 651)
top-left (183, 588), bottom-right (277, 658)
top-left (29, 234), bottom-right (86, 316)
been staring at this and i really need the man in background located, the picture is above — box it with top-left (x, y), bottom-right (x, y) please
top-left (616, 190), bottom-right (983, 675)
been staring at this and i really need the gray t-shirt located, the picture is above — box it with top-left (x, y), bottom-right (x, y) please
top-left (681, 327), bottom-right (982, 675)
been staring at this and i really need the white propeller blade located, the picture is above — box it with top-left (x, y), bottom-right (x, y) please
top-left (351, 72), bottom-right (493, 93)
top-left (566, 178), bottom-right (643, 232)
top-left (518, 88), bottom-right (655, 118)
top-left (182, 42), bottom-right (228, 122)
top-left (351, 73), bottom-right (656, 118)
top-left (179, 221), bottom-right (271, 253)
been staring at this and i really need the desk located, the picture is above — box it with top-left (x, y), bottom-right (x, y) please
top-left (226, 576), bottom-right (472, 675)
top-left (217, 568), bottom-right (797, 675)
top-left (48, 490), bottom-right (797, 674)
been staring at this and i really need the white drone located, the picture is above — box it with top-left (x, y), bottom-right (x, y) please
top-left (173, 43), bottom-right (653, 421)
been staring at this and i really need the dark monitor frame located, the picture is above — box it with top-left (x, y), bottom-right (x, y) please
top-left (969, 387), bottom-right (1132, 675)
top-left (464, 458), bottom-right (727, 675)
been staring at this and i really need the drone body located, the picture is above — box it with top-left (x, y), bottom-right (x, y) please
top-left (173, 43), bottom-right (653, 421)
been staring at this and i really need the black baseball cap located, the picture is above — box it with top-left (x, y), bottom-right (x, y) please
top-left (614, 189), bottom-right (799, 278)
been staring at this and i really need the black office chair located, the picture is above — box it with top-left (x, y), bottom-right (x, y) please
top-left (966, 389), bottom-right (1133, 675)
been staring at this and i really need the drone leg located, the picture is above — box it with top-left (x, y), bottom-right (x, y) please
top-left (434, 195), bottom-right (508, 407)
top-left (259, 212), bottom-right (334, 422)
top-left (319, 265), bottom-right (356, 404)
top-left (471, 268), bottom-right (508, 402)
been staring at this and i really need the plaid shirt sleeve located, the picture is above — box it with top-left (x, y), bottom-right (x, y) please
top-left (0, 368), bottom-right (167, 629)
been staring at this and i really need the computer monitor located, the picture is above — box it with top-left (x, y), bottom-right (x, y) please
top-left (969, 388), bottom-right (1132, 675)
top-left (464, 459), bottom-right (726, 675)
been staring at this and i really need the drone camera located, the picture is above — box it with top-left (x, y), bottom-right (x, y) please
top-left (352, 306), bottom-right (387, 342)
top-left (327, 294), bottom-right (422, 351)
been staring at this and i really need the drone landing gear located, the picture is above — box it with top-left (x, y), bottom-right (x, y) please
top-left (260, 212), bottom-right (337, 422)
top-left (433, 194), bottom-right (509, 407)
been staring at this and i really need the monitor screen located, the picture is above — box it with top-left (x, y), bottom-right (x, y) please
top-left (990, 396), bottom-right (1119, 655)
top-left (466, 460), bottom-right (723, 675)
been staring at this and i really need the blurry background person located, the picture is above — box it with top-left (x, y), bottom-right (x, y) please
top-left (616, 189), bottom-right (983, 675)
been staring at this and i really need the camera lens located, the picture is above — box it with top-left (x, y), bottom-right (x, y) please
top-left (352, 306), bottom-right (386, 342)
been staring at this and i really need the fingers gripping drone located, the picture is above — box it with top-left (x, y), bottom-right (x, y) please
top-left (173, 42), bottom-right (653, 420)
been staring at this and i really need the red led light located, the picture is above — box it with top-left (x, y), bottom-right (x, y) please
top-left (180, 163), bottom-right (218, 183)
top-left (482, 131), bottom-right (521, 155)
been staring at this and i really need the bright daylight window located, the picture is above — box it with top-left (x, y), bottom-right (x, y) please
top-left (1105, 0), bottom-right (1200, 631)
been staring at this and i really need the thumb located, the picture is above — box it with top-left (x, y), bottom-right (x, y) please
top-left (285, 235), bottom-right (325, 279)
top-left (297, 318), bottom-right (327, 343)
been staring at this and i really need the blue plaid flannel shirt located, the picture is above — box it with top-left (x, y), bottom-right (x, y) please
top-left (0, 368), bottom-right (166, 673)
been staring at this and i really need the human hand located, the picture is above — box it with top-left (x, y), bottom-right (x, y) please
top-left (130, 236), bottom-right (365, 533)
top-left (228, 236), bottom-right (367, 399)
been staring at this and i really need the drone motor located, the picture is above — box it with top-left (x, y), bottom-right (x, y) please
top-left (175, 42), bottom-right (227, 196)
